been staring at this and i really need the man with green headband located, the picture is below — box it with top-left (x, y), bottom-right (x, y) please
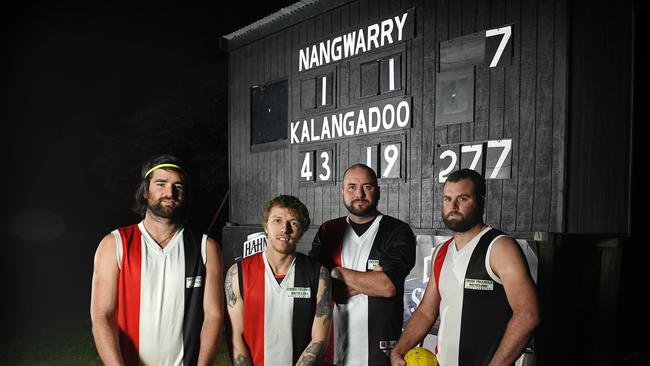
top-left (90, 154), bottom-right (224, 366)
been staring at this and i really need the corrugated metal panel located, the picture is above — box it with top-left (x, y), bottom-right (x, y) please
top-left (222, 0), bottom-right (318, 41)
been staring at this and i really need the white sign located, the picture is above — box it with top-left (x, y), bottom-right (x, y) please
top-left (290, 97), bottom-right (411, 144)
top-left (298, 9), bottom-right (414, 72)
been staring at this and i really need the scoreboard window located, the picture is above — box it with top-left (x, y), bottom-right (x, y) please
top-left (380, 54), bottom-right (402, 94)
top-left (360, 54), bottom-right (403, 98)
top-left (361, 61), bottom-right (380, 97)
top-left (298, 66), bottom-right (337, 116)
top-left (351, 43), bottom-right (407, 105)
top-left (251, 79), bottom-right (288, 147)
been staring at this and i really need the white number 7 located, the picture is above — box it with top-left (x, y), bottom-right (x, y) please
top-left (461, 144), bottom-right (483, 170)
top-left (486, 26), bottom-right (512, 68)
top-left (487, 139), bottom-right (512, 178)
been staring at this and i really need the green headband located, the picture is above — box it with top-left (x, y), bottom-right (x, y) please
top-left (144, 163), bottom-right (182, 178)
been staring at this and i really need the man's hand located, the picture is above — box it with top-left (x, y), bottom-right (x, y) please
top-left (330, 279), bottom-right (358, 303)
top-left (330, 264), bottom-right (396, 298)
top-left (390, 349), bottom-right (406, 366)
top-left (330, 267), bottom-right (343, 281)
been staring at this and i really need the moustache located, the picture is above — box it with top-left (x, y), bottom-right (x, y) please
top-left (445, 211), bottom-right (463, 219)
top-left (158, 197), bottom-right (179, 203)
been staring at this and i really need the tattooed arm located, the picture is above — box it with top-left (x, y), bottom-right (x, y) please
top-left (296, 266), bottom-right (332, 366)
top-left (225, 264), bottom-right (253, 366)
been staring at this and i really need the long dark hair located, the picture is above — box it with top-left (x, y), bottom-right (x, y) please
top-left (132, 154), bottom-right (191, 221)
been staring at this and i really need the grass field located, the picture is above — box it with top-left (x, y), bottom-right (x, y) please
top-left (0, 317), bottom-right (232, 366)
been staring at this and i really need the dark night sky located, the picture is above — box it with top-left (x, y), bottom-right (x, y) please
top-left (0, 0), bottom-right (294, 349)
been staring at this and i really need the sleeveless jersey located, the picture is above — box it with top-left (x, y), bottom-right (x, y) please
top-left (237, 251), bottom-right (321, 366)
top-left (311, 214), bottom-right (416, 366)
top-left (113, 222), bottom-right (206, 366)
top-left (433, 227), bottom-right (524, 366)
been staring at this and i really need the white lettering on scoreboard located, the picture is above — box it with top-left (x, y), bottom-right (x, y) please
top-left (365, 142), bottom-right (402, 179)
top-left (300, 149), bottom-right (335, 182)
top-left (291, 97), bottom-right (411, 144)
top-left (437, 139), bottom-right (512, 182)
top-left (298, 8), bottom-right (415, 72)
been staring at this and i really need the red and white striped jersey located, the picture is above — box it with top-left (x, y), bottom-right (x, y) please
top-left (113, 222), bottom-right (206, 366)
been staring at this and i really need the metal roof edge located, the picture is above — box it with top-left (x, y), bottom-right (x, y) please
top-left (222, 0), bottom-right (318, 41)
top-left (220, 0), bottom-right (352, 51)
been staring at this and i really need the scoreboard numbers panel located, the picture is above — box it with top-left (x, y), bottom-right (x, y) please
top-left (381, 143), bottom-right (401, 178)
top-left (300, 78), bottom-right (317, 111)
top-left (300, 151), bottom-right (315, 181)
top-left (316, 73), bottom-right (334, 107)
top-left (460, 143), bottom-right (485, 175)
top-left (364, 145), bottom-right (379, 171)
top-left (437, 139), bottom-right (513, 183)
top-left (380, 54), bottom-right (402, 94)
top-left (485, 139), bottom-right (512, 179)
top-left (317, 149), bottom-right (334, 182)
top-left (439, 24), bottom-right (513, 71)
top-left (437, 144), bottom-right (461, 183)
top-left (361, 61), bottom-right (380, 98)
top-left (485, 25), bottom-right (513, 68)
top-left (300, 146), bottom-right (337, 183)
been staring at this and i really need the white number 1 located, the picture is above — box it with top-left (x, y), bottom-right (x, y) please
top-left (366, 146), bottom-right (373, 168)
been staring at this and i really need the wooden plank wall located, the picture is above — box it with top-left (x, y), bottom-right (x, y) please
top-left (565, 0), bottom-right (632, 235)
top-left (228, 0), bottom-right (568, 234)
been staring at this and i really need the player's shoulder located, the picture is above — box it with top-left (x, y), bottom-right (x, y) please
top-left (296, 252), bottom-right (325, 269)
top-left (320, 216), bottom-right (347, 229)
top-left (380, 214), bottom-right (406, 225)
top-left (489, 231), bottom-right (525, 262)
top-left (203, 234), bottom-right (220, 247)
top-left (95, 231), bottom-right (119, 265)
top-left (113, 222), bottom-right (140, 233)
top-left (490, 229), bottom-right (517, 248)
top-left (98, 232), bottom-right (116, 247)
top-left (379, 214), bottom-right (414, 233)
top-left (238, 251), bottom-right (263, 266)
top-left (227, 261), bottom-right (239, 275)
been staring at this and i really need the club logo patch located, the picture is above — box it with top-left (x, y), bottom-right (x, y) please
top-left (186, 276), bottom-right (203, 288)
top-left (287, 287), bottom-right (311, 298)
top-left (379, 340), bottom-right (397, 350)
top-left (464, 278), bottom-right (494, 291)
top-left (367, 259), bottom-right (380, 270)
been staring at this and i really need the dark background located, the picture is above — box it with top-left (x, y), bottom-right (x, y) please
top-left (1, 1), bottom-right (648, 363)
top-left (0, 0), bottom-right (293, 352)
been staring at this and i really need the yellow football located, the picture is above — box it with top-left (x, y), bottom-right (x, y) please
top-left (403, 346), bottom-right (438, 366)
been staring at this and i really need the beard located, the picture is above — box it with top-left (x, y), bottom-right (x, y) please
top-left (344, 198), bottom-right (378, 217)
top-left (442, 204), bottom-right (483, 233)
top-left (147, 198), bottom-right (185, 221)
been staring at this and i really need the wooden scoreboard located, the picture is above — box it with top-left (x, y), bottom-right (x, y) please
top-left (220, 0), bottom-right (636, 364)
top-left (226, 0), bottom-right (578, 233)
